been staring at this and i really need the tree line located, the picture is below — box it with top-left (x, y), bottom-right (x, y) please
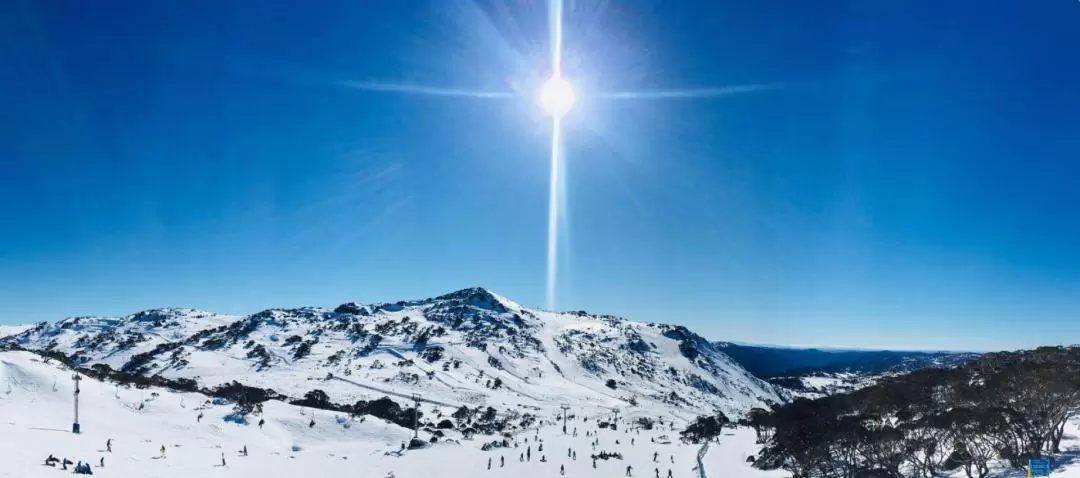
top-left (747, 346), bottom-right (1080, 478)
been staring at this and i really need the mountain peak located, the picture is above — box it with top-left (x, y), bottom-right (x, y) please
top-left (431, 287), bottom-right (517, 312)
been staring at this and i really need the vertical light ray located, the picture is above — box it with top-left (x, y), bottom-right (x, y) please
top-left (546, 117), bottom-right (562, 310)
top-left (545, 0), bottom-right (565, 310)
top-left (551, 0), bottom-right (563, 77)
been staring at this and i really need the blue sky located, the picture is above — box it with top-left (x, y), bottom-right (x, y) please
top-left (2, 1), bottom-right (1079, 351)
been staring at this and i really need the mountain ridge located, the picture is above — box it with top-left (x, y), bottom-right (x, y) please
top-left (5, 287), bottom-right (782, 419)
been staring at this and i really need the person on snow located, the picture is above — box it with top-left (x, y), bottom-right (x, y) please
top-left (667, 469), bottom-right (673, 478)
top-left (258, 418), bottom-right (265, 428)
top-left (527, 446), bottom-right (531, 460)
top-left (309, 419), bottom-right (316, 428)
top-left (653, 452), bottom-right (658, 462)
top-left (626, 465), bottom-right (633, 476)
top-left (500, 456), bottom-right (505, 467)
top-left (44, 454), bottom-right (58, 466)
top-left (197, 412), bottom-right (203, 423)
top-left (572, 451), bottom-right (576, 460)
top-left (106, 438), bottom-right (112, 452)
top-left (655, 468), bottom-right (660, 478)
top-left (221, 453), bottom-right (227, 467)
top-left (519, 453), bottom-right (524, 462)
top-left (487, 457), bottom-right (492, 470)
top-left (99, 457), bottom-right (104, 467)
top-left (568, 447), bottom-right (571, 458)
top-left (670, 455), bottom-right (674, 464)
top-left (538, 443), bottom-right (543, 452)
top-left (242, 445), bottom-right (248, 457)
top-left (593, 458), bottom-right (597, 468)
top-left (560, 464), bottom-right (565, 475)
top-left (540, 455), bottom-right (547, 462)
top-left (631, 438), bottom-right (635, 445)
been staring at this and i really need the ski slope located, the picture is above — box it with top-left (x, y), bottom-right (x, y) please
top-left (1, 350), bottom-right (784, 478)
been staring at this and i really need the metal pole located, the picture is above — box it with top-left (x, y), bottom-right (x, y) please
top-left (411, 393), bottom-right (422, 440)
top-left (72, 373), bottom-right (82, 434)
top-left (560, 404), bottom-right (569, 434)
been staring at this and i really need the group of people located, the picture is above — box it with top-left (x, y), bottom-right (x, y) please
top-left (43, 455), bottom-right (93, 474)
top-left (484, 413), bottom-right (685, 477)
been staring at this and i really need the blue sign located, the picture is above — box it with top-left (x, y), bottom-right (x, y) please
top-left (1030, 457), bottom-right (1051, 477)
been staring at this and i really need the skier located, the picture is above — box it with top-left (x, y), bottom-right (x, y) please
top-left (653, 452), bottom-right (658, 462)
top-left (667, 469), bottom-right (673, 478)
top-left (670, 455), bottom-right (674, 464)
top-left (626, 465), bottom-right (633, 476)
top-left (221, 452), bottom-right (226, 467)
top-left (540, 455), bottom-right (547, 462)
top-left (197, 412), bottom-right (203, 423)
top-left (572, 451), bottom-right (576, 460)
top-left (160, 445), bottom-right (166, 458)
top-left (242, 445), bottom-right (248, 456)
top-left (655, 468), bottom-right (660, 478)
top-left (501, 456), bottom-right (505, 467)
top-left (593, 458), bottom-right (597, 468)
top-left (568, 447), bottom-right (572, 458)
top-left (520, 453), bottom-right (524, 462)
top-left (309, 419), bottom-right (315, 428)
top-left (488, 457), bottom-right (492, 470)
top-left (527, 446), bottom-right (531, 461)
top-left (539, 443), bottom-right (543, 452)
top-left (631, 438), bottom-right (635, 445)
top-left (106, 438), bottom-right (112, 452)
top-left (99, 457), bottom-right (104, 467)
top-left (560, 464), bottom-right (565, 475)
top-left (258, 418), bottom-right (265, 428)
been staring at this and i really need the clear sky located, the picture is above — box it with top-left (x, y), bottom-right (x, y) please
top-left (2, 1), bottom-right (1079, 352)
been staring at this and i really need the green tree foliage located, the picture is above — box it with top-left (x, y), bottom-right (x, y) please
top-left (754, 346), bottom-right (1080, 478)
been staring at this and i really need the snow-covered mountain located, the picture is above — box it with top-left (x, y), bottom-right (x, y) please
top-left (7, 287), bottom-right (782, 418)
top-left (0, 323), bottom-right (34, 339)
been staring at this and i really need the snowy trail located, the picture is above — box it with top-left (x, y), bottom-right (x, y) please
top-left (696, 441), bottom-right (710, 478)
top-left (381, 347), bottom-right (468, 390)
top-left (327, 375), bottom-right (459, 407)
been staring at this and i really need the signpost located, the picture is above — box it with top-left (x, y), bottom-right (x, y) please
top-left (1029, 457), bottom-right (1051, 477)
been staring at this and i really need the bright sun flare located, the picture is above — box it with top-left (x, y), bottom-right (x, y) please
top-left (540, 76), bottom-right (575, 117)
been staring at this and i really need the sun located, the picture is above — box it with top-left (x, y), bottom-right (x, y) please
top-left (539, 76), bottom-right (575, 118)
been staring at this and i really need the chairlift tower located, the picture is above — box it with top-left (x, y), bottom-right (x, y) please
top-left (560, 404), bottom-right (570, 434)
top-left (411, 393), bottom-right (422, 440)
top-left (72, 373), bottom-right (82, 434)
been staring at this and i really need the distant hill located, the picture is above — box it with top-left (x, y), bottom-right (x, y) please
top-left (712, 341), bottom-right (980, 378)
top-left (0, 323), bottom-right (33, 340)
